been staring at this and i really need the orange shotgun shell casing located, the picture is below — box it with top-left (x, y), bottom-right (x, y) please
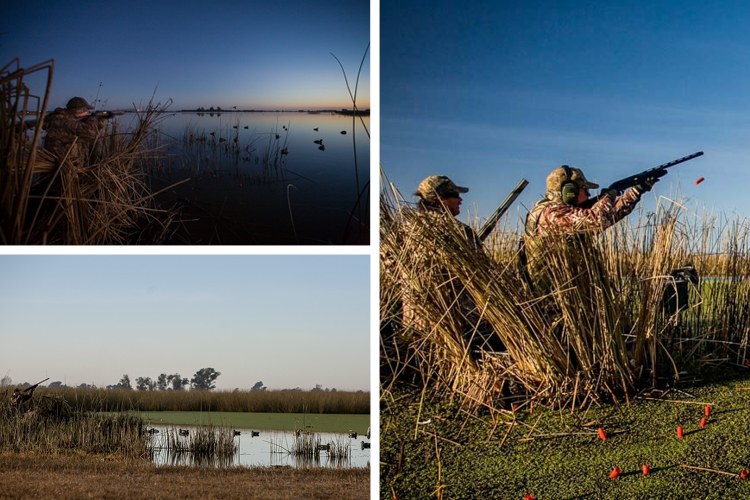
top-left (741, 470), bottom-right (749, 479)
top-left (677, 426), bottom-right (684, 438)
top-left (598, 428), bottom-right (607, 441)
top-left (524, 495), bottom-right (535, 500)
top-left (700, 417), bottom-right (707, 428)
top-left (609, 467), bottom-right (621, 478)
top-left (695, 177), bottom-right (705, 185)
top-left (643, 464), bottom-right (650, 475)
top-left (705, 405), bottom-right (711, 416)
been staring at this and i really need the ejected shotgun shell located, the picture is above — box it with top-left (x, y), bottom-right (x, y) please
top-left (700, 417), bottom-right (707, 428)
top-left (677, 426), bottom-right (684, 438)
top-left (695, 177), bottom-right (705, 185)
top-left (642, 464), bottom-right (650, 475)
top-left (524, 495), bottom-right (535, 500)
top-left (609, 467), bottom-right (621, 478)
top-left (705, 405), bottom-right (711, 416)
top-left (598, 428), bottom-right (607, 441)
top-left (741, 470), bottom-right (749, 479)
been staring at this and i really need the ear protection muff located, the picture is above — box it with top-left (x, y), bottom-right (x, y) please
top-left (560, 165), bottom-right (578, 205)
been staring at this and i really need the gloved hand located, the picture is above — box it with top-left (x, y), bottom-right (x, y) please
top-left (635, 177), bottom-right (659, 193)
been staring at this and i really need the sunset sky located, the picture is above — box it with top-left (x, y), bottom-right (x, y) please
top-left (0, 255), bottom-right (370, 392)
top-left (2, 0), bottom-right (370, 111)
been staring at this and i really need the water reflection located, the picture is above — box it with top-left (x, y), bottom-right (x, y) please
top-left (127, 111), bottom-right (369, 244)
top-left (147, 424), bottom-right (370, 469)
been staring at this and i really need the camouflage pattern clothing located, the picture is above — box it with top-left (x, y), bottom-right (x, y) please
top-left (10, 388), bottom-right (33, 412)
top-left (525, 186), bottom-right (643, 237)
top-left (42, 108), bottom-right (106, 164)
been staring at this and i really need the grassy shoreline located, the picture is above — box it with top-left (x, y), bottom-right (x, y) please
top-left (0, 452), bottom-right (369, 500)
top-left (381, 367), bottom-right (750, 499)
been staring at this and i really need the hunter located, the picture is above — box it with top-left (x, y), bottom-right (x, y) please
top-left (397, 175), bottom-right (501, 353)
top-left (523, 165), bottom-right (656, 291)
top-left (10, 386), bottom-right (35, 413)
top-left (40, 97), bottom-right (108, 166)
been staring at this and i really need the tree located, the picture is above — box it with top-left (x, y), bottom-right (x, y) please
top-left (136, 377), bottom-right (154, 391)
top-left (190, 368), bottom-right (221, 390)
top-left (48, 381), bottom-right (65, 388)
top-left (251, 381), bottom-right (266, 392)
top-left (118, 374), bottom-right (132, 390)
top-left (156, 373), bottom-right (168, 391)
top-left (0, 375), bottom-right (11, 387)
top-left (167, 373), bottom-right (189, 390)
top-left (312, 384), bottom-right (323, 392)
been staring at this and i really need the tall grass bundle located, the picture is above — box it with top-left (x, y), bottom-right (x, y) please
top-left (381, 186), bottom-right (750, 409)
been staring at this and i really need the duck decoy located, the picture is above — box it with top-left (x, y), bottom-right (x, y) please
top-left (318, 145), bottom-right (325, 151)
top-left (340, 131), bottom-right (346, 135)
top-left (316, 443), bottom-right (330, 451)
top-left (349, 431), bottom-right (357, 439)
top-left (313, 139), bottom-right (323, 144)
top-left (179, 429), bottom-right (189, 436)
top-left (147, 428), bottom-right (159, 435)
top-left (233, 430), bottom-right (241, 436)
top-left (281, 148), bottom-right (289, 155)
top-left (244, 126), bottom-right (248, 129)
top-left (361, 441), bottom-right (370, 449)
top-left (313, 127), bottom-right (318, 131)
top-left (251, 430), bottom-right (260, 437)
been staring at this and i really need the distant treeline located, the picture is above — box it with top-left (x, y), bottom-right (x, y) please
top-left (31, 386), bottom-right (370, 415)
top-left (178, 108), bottom-right (370, 116)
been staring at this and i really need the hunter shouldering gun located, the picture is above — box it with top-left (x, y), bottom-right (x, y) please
top-left (579, 151), bottom-right (704, 209)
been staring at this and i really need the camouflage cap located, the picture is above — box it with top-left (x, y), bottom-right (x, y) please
top-left (66, 97), bottom-right (95, 110)
top-left (546, 166), bottom-right (599, 194)
top-left (416, 175), bottom-right (469, 201)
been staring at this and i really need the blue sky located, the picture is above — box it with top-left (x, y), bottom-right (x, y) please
top-left (381, 0), bottom-right (750, 226)
top-left (2, 0), bottom-right (370, 111)
top-left (0, 255), bottom-right (369, 391)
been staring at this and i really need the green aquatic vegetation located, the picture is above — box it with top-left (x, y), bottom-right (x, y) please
top-left (382, 371), bottom-right (750, 499)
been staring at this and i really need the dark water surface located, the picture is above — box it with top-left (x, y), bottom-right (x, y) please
top-left (133, 111), bottom-right (370, 245)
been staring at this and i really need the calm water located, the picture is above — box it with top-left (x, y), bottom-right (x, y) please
top-left (126, 111), bottom-right (370, 245)
top-left (147, 425), bottom-right (371, 468)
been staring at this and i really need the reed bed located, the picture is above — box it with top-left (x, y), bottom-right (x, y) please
top-left (381, 185), bottom-right (750, 410)
top-left (0, 394), bottom-right (148, 458)
top-left (161, 424), bottom-right (237, 457)
top-left (269, 430), bottom-right (351, 468)
top-left (39, 387), bottom-right (369, 414)
top-left (1, 58), bottom-right (179, 244)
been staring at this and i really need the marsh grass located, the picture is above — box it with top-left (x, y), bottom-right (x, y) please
top-left (161, 423), bottom-right (237, 460)
top-left (38, 387), bottom-right (369, 414)
top-left (381, 182), bottom-right (750, 411)
top-left (0, 395), bottom-right (148, 458)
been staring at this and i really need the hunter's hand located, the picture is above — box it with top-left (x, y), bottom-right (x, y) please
top-left (603, 189), bottom-right (619, 202)
top-left (636, 177), bottom-right (659, 193)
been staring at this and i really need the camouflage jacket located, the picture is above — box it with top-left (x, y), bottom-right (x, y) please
top-left (525, 186), bottom-right (642, 237)
top-left (42, 108), bottom-right (105, 161)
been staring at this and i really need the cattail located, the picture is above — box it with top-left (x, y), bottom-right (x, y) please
top-left (609, 467), bottom-right (621, 478)
top-left (598, 428), bottom-right (607, 441)
top-left (677, 426), bottom-right (684, 438)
